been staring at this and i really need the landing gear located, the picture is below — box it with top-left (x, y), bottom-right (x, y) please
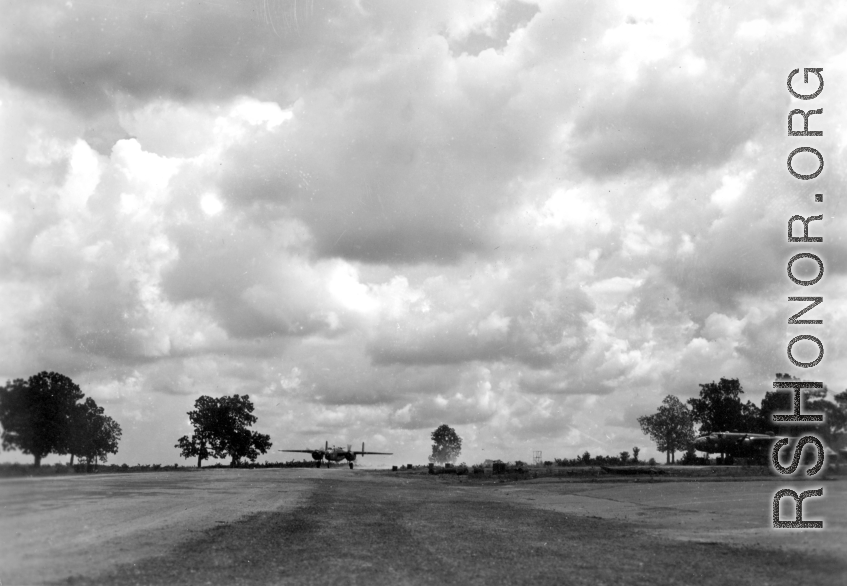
top-left (349, 462), bottom-right (354, 470)
top-left (316, 460), bottom-right (321, 468)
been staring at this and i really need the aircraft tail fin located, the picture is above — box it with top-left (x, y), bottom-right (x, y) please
top-left (362, 442), bottom-right (365, 457)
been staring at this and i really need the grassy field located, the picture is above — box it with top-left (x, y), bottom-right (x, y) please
top-left (21, 470), bottom-right (840, 586)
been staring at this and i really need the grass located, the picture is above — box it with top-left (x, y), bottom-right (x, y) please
top-left (0, 460), bottom-right (325, 478)
top-left (59, 474), bottom-right (846, 586)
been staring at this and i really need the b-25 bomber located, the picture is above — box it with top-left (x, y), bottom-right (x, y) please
top-left (693, 431), bottom-right (775, 460)
top-left (280, 441), bottom-right (392, 469)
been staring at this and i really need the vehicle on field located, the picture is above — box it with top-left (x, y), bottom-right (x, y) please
top-left (693, 431), bottom-right (775, 462)
top-left (280, 441), bottom-right (392, 469)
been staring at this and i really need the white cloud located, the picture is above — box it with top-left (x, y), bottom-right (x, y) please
top-left (200, 193), bottom-right (224, 216)
top-left (1, 0), bottom-right (845, 467)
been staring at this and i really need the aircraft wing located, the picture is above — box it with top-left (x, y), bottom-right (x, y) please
top-left (725, 432), bottom-right (775, 442)
top-left (279, 449), bottom-right (322, 453)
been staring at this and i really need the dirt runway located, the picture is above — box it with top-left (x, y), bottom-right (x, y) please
top-left (1, 469), bottom-right (844, 585)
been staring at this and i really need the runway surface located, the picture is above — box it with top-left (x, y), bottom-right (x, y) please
top-left (1, 469), bottom-right (844, 585)
top-left (0, 468), bottom-right (314, 585)
top-left (491, 476), bottom-right (847, 556)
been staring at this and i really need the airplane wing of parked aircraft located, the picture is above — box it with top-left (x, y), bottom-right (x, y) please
top-left (280, 441), bottom-right (392, 469)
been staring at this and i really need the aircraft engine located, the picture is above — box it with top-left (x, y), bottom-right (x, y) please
top-left (311, 451), bottom-right (322, 461)
top-left (345, 452), bottom-right (357, 462)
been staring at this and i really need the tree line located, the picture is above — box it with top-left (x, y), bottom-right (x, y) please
top-left (638, 376), bottom-right (847, 462)
top-left (0, 372), bottom-right (122, 468)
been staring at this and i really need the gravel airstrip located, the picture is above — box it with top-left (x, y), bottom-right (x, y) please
top-left (1, 468), bottom-right (845, 585)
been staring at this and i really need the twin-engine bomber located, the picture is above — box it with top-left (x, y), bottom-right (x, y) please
top-left (280, 441), bottom-right (392, 469)
top-left (693, 431), bottom-right (775, 460)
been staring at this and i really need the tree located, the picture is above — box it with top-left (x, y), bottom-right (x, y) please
top-left (215, 395), bottom-right (273, 465)
top-left (760, 376), bottom-right (847, 445)
top-left (638, 395), bottom-right (695, 464)
top-left (429, 424), bottom-right (461, 464)
top-left (632, 446), bottom-right (640, 463)
top-left (176, 433), bottom-right (212, 468)
top-left (687, 378), bottom-right (759, 433)
top-left (619, 451), bottom-right (630, 464)
top-left (67, 398), bottom-right (122, 470)
top-left (0, 372), bottom-right (85, 466)
top-left (176, 395), bottom-right (219, 468)
top-left (825, 390), bottom-right (847, 445)
top-left (176, 395), bottom-right (272, 467)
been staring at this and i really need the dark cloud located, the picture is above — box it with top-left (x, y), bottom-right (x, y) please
top-left (571, 66), bottom-right (758, 177)
top-left (0, 1), bottom-right (352, 114)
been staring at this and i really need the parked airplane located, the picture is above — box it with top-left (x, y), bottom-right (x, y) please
top-left (280, 441), bottom-right (392, 469)
top-left (693, 431), bottom-right (775, 459)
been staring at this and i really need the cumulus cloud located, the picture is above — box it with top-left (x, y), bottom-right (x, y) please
top-left (1, 0), bottom-right (846, 466)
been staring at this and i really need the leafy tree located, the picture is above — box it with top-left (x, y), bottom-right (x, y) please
top-left (429, 424), bottom-right (462, 464)
top-left (580, 451), bottom-right (591, 464)
top-left (760, 376), bottom-right (847, 445)
top-left (176, 395), bottom-right (219, 467)
top-left (825, 390), bottom-right (847, 444)
top-left (176, 395), bottom-right (272, 467)
top-left (68, 398), bottom-right (122, 470)
top-left (687, 378), bottom-right (759, 433)
top-left (638, 395), bottom-right (695, 463)
top-left (0, 372), bottom-right (85, 466)
top-left (216, 395), bottom-right (273, 465)
top-left (176, 433), bottom-right (213, 468)
top-left (632, 446), bottom-right (640, 463)
top-left (226, 425), bottom-right (274, 465)
top-left (619, 451), bottom-right (630, 464)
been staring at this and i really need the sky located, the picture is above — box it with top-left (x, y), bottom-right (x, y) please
top-left (1, 0), bottom-right (846, 467)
